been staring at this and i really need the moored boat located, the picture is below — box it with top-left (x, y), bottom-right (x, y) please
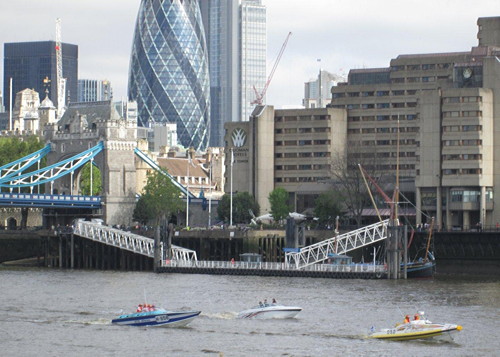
top-left (112, 305), bottom-right (201, 327)
top-left (367, 312), bottom-right (462, 341)
top-left (238, 302), bottom-right (302, 319)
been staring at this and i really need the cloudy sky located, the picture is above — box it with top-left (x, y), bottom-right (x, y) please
top-left (0, 0), bottom-right (498, 108)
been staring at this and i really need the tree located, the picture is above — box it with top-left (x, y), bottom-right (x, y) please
top-left (268, 187), bottom-right (290, 222)
top-left (314, 190), bottom-right (344, 226)
top-left (133, 170), bottom-right (184, 225)
top-left (329, 150), bottom-right (383, 227)
top-left (79, 162), bottom-right (102, 196)
top-left (217, 192), bottom-right (260, 224)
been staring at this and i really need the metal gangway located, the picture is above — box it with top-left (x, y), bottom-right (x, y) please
top-left (285, 219), bottom-right (390, 269)
top-left (73, 220), bottom-right (197, 261)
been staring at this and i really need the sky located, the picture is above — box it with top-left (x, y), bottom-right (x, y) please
top-left (0, 0), bottom-right (498, 108)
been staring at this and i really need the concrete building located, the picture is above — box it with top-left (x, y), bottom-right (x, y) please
top-left (328, 16), bottom-right (500, 230)
top-left (224, 106), bottom-right (347, 214)
top-left (77, 79), bottom-right (112, 102)
top-left (3, 41), bottom-right (78, 111)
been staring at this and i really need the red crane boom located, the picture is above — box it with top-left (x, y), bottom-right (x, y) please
top-left (251, 32), bottom-right (292, 105)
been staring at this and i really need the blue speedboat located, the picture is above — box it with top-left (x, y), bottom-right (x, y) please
top-left (112, 308), bottom-right (201, 327)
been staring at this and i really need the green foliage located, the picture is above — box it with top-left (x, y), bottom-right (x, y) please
top-left (133, 170), bottom-right (184, 225)
top-left (0, 136), bottom-right (44, 166)
top-left (314, 190), bottom-right (344, 225)
top-left (217, 192), bottom-right (260, 224)
top-left (79, 162), bottom-right (102, 196)
top-left (268, 187), bottom-right (290, 222)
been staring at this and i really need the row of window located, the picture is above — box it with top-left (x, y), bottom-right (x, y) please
top-left (443, 111), bottom-right (482, 118)
top-left (352, 139), bottom-right (417, 146)
top-left (443, 168), bottom-right (482, 175)
top-left (275, 152), bottom-right (330, 158)
top-left (348, 114), bottom-right (417, 122)
top-left (275, 177), bottom-right (329, 183)
top-left (443, 139), bottom-right (482, 146)
top-left (451, 189), bottom-right (493, 202)
top-left (391, 63), bottom-right (451, 71)
top-left (333, 89), bottom-right (418, 99)
top-left (443, 125), bottom-right (481, 132)
top-left (443, 96), bottom-right (482, 103)
top-left (350, 152), bottom-right (416, 159)
top-left (275, 164), bottom-right (330, 171)
top-left (275, 139), bottom-right (331, 146)
top-left (334, 102), bottom-right (418, 110)
top-left (443, 154), bottom-right (482, 161)
top-left (348, 127), bottom-right (419, 134)
top-left (275, 115), bottom-right (330, 122)
top-left (275, 127), bottom-right (331, 134)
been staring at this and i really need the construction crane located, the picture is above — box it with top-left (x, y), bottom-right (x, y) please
top-left (251, 31), bottom-right (292, 105)
top-left (55, 18), bottom-right (66, 119)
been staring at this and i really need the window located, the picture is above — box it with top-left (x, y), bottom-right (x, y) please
top-left (444, 97), bottom-right (460, 103)
top-left (377, 103), bottom-right (390, 108)
top-left (376, 90), bottom-right (389, 96)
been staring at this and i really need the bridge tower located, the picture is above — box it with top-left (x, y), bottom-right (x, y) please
top-left (44, 101), bottom-right (137, 226)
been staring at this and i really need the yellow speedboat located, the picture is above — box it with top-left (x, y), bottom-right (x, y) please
top-left (368, 312), bottom-right (462, 341)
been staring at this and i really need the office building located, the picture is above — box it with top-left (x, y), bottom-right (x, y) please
top-left (199, 0), bottom-right (239, 147)
top-left (199, 0), bottom-right (267, 147)
top-left (78, 79), bottom-right (112, 102)
top-left (303, 70), bottom-right (344, 109)
top-left (240, 0), bottom-right (267, 123)
top-left (327, 16), bottom-right (500, 229)
top-left (3, 41), bottom-right (78, 111)
top-left (225, 106), bottom-right (347, 214)
top-left (128, 0), bottom-right (210, 151)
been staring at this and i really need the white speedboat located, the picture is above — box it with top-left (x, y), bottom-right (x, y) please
top-left (367, 312), bottom-right (462, 341)
top-left (238, 303), bottom-right (302, 319)
top-left (112, 306), bottom-right (201, 327)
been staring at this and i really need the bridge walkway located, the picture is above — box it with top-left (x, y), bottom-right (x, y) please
top-left (73, 220), bottom-right (197, 261)
top-left (285, 219), bottom-right (390, 269)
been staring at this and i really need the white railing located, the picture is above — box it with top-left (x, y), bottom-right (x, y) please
top-left (285, 219), bottom-right (390, 269)
top-left (73, 220), bottom-right (197, 261)
top-left (162, 259), bottom-right (386, 274)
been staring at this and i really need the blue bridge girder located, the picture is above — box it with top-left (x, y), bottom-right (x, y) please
top-left (134, 147), bottom-right (195, 199)
top-left (0, 192), bottom-right (101, 209)
top-left (0, 144), bottom-right (51, 181)
top-left (0, 142), bottom-right (104, 189)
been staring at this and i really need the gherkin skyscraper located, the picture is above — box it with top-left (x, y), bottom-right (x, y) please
top-left (128, 0), bottom-right (210, 151)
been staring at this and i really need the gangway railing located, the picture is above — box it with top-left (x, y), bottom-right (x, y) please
top-left (134, 148), bottom-right (195, 199)
top-left (73, 220), bottom-right (197, 261)
top-left (285, 219), bottom-right (390, 269)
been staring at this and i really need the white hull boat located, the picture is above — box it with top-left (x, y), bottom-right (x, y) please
top-left (238, 304), bottom-right (302, 319)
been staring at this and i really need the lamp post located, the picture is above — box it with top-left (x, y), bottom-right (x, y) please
top-left (208, 158), bottom-right (212, 227)
top-left (230, 148), bottom-right (234, 227)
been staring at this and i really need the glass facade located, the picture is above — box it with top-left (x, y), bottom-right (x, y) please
top-left (3, 41), bottom-right (78, 110)
top-left (240, 0), bottom-right (266, 122)
top-left (199, 0), bottom-right (239, 147)
top-left (128, 0), bottom-right (210, 151)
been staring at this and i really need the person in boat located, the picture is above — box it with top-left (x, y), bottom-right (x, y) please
top-left (414, 313), bottom-right (420, 321)
top-left (264, 299), bottom-right (268, 306)
top-left (272, 298), bottom-right (277, 305)
top-left (404, 315), bottom-right (410, 323)
top-left (136, 304), bottom-right (143, 312)
top-left (259, 301), bottom-right (263, 307)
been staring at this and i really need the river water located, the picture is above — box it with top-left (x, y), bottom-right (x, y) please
top-left (0, 268), bottom-right (498, 357)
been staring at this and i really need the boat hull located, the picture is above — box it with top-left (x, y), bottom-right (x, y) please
top-left (238, 305), bottom-right (302, 319)
top-left (404, 261), bottom-right (436, 278)
top-left (368, 323), bottom-right (462, 341)
top-left (112, 310), bottom-right (201, 327)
